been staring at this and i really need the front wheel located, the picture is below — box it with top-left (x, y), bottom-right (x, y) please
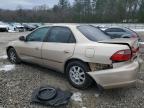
top-left (7, 48), bottom-right (21, 64)
top-left (66, 61), bottom-right (93, 89)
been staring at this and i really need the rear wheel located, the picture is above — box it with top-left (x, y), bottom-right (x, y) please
top-left (66, 61), bottom-right (93, 89)
top-left (7, 48), bottom-right (21, 64)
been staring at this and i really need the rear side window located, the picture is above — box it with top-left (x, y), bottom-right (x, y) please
top-left (78, 25), bottom-right (110, 42)
top-left (105, 28), bottom-right (126, 32)
top-left (48, 27), bottom-right (76, 43)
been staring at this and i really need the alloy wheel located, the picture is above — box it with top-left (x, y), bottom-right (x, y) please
top-left (69, 66), bottom-right (86, 85)
top-left (9, 50), bottom-right (16, 63)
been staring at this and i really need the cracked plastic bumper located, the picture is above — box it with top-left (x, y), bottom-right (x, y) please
top-left (88, 60), bottom-right (140, 89)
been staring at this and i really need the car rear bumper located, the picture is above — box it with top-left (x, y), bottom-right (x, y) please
top-left (88, 60), bottom-right (141, 89)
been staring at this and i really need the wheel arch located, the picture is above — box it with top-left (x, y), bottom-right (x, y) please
top-left (64, 58), bottom-right (91, 74)
top-left (6, 46), bottom-right (15, 55)
top-left (64, 58), bottom-right (98, 89)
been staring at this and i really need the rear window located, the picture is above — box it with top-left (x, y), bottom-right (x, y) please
top-left (77, 25), bottom-right (111, 42)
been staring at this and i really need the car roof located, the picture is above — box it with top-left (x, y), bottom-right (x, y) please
top-left (43, 23), bottom-right (85, 28)
top-left (106, 26), bottom-right (127, 29)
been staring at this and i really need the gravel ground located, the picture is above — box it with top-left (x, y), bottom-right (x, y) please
top-left (0, 32), bottom-right (144, 108)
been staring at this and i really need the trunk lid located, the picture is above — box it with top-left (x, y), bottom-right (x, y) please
top-left (99, 38), bottom-right (139, 61)
top-left (99, 38), bottom-right (139, 48)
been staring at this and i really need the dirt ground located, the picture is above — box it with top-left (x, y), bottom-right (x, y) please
top-left (0, 32), bottom-right (144, 108)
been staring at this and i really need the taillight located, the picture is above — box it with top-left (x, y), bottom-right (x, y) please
top-left (111, 49), bottom-right (132, 62)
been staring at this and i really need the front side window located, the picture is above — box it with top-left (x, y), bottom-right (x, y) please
top-left (78, 25), bottom-right (110, 42)
top-left (26, 27), bottom-right (49, 42)
top-left (48, 27), bottom-right (76, 43)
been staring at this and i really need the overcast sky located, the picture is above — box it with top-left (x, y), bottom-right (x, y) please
top-left (0, 0), bottom-right (74, 10)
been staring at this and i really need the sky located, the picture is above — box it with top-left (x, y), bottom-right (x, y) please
top-left (0, 0), bottom-right (74, 10)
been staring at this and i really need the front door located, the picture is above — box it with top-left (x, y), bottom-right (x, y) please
top-left (16, 27), bottom-right (50, 64)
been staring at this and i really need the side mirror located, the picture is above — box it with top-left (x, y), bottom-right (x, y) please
top-left (19, 36), bottom-right (26, 41)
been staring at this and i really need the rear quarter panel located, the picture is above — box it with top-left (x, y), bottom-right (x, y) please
top-left (72, 42), bottom-right (130, 64)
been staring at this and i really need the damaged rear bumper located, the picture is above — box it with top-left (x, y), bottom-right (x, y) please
top-left (88, 60), bottom-right (141, 89)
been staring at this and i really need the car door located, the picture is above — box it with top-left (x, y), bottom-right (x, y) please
top-left (16, 27), bottom-right (50, 64)
top-left (42, 26), bottom-right (76, 72)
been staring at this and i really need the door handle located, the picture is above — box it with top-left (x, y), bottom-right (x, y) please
top-left (64, 50), bottom-right (70, 53)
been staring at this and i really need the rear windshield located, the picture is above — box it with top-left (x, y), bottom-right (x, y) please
top-left (77, 25), bottom-right (111, 42)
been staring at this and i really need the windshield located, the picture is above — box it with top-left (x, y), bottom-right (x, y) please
top-left (77, 25), bottom-right (111, 42)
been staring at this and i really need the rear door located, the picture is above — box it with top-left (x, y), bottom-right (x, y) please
top-left (17, 27), bottom-right (50, 64)
top-left (42, 26), bottom-right (76, 72)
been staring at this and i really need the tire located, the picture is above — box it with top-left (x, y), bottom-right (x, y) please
top-left (7, 48), bottom-right (21, 64)
top-left (66, 61), bottom-right (93, 89)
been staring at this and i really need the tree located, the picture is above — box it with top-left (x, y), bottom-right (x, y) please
top-left (58, 0), bottom-right (70, 9)
top-left (0, 0), bottom-right (144, 23)
top-left (95, 0), bottom-right (106, 22)
top-left (138, 0), bottom-right (144, 22)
